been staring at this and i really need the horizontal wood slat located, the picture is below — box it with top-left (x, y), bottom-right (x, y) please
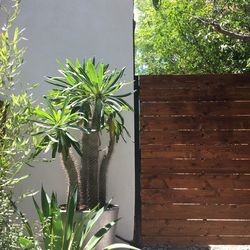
top-left (142, 116), bottom-right (250, 130)
top-left (141, 101), bottom-right (250, 116)
top-left (142, 220), bottom-right (250, 236)
top-left (141, 159), bottom-right (250, 174)
top-left (141, 88), bottom-right (250, 102)
top-left (140, 74), bottom-right (250, 89)
top-left (140, 74), bottom-right (250, 246)
top-left (141, 145), bottom-right (250, 160)
top-left (141, 174), bottom-right (250, 189)
top-left (141, 130), bottom-right (250, 145)
top-left (142, 236), bottom-right (250, 246)
top-left (142, 204), bottom-right (250, 220)
top-left (141, 189), bottom-right (250, 205)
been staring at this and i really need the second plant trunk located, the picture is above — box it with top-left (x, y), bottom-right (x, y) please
top-left (80, 132), bottom-right (99, 208)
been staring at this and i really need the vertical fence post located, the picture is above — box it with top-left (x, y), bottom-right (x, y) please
top-left (133, 75), bottom-right (142, 248)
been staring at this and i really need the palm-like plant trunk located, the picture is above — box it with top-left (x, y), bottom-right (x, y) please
top-left (99, 129), bottom-right (115, 206)
top-left (80, 132), bottom-right (99, 208)
top-left (79, 101), bottom-right (102, 208)
top-left (60, 149), bottom-right (79, 198)
top-left (79, 133), bottom-right (88, 208)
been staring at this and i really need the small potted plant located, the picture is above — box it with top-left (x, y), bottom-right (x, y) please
top-left (32, 58), bottom-right (133, 248)
top-left (19, 187), bottom-right (139, 250)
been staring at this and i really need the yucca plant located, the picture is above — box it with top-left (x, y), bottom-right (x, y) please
top-left (32, 98), bottom-right (85, 196)
top-left (19, 187), bottom-right (139, 250)
top-left (33, 58), bottom-right (133, 209)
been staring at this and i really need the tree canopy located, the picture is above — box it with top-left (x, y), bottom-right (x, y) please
top-left (135, 0), bottom-right (250, 75)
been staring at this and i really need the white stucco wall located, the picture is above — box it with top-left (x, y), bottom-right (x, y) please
top-left (15, 0), bottom-right (134, 241)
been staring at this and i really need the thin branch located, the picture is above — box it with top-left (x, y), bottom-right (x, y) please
top-left (196, 17), bottom-right (250, 43)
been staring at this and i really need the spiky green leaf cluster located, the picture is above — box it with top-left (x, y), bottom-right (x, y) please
top-left (33, 58), bottom-right (132, 159)
top-left (47, 58), bottom-right (132, 133)
top-left (19, 187), bottom-right (139, 250)
top-left (32, 98), bottom-right (85, 159)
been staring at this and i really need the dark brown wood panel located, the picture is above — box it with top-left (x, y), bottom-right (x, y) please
top-left (141, 189), bottom-right (250, 205)
top-left (142, 236), bottom-right (250, 245)
top-left (140, 74), bottom-right (250, 89)
top-left (140, 74), bottom-right (250, 246)
top-left (142, 145), bottom-right (250, 160)
top-left (141, 159), bottom-right (250, 174)
top-left (141, 130), bottom-right (250, 145)
top-left (142, 116), bottom-right (250, 131)
top-left (142, 204), bottom-right (250, 219)
top-left (141, 101), bottom-right (250, 116)
top-left (141, 116), bottom-right (199, 130)
top-left (142, 220), bottom-right (250, 236)
top-left (141, 88), bottom-right (250, 102)
top-left (141, 174), bottom-right (250, 189)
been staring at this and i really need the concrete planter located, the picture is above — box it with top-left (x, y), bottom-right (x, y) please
top-left (84, 205), bottom-right (119, 250)
top-left (61, 205), bottom-right (119, 250)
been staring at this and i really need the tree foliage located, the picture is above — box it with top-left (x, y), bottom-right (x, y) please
top-left (135, 0), bottom-right (250, 74)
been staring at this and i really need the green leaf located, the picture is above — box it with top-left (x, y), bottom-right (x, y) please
top-left (113, 91), bottom-right (134, 98)
top-left (84, 219), bottom-right (118, 250)
top-left (41, 186), bottom-right (50, 217)
top-left (71, 140), bottom-right (82, 156)
top-left (63, 187), bottom-right (78, 250)
top-left (66, 131), bottom-right (78, 142)
top-left (97, 63), bottom-right (104, 84)
top-left (34, 107), bottom-right (54, 121)
top-left (19, 237), bottom-right (34, 249)
top-left (33, 194), bottom-right (51, 249)
top-left (52, 142), bottom-right (58, 158)
top-left (86, 58), bottom-right (98, 84)
top-left (46, 78), bottom-right (66, 88)
top-left (51, 192), bottom-right (63, 249)
top-left (104, 68), bottom-right (125, 92)
top-left (84, 206), bottom-right (104, 237)
top-left (104, 243), bottom-right (140, 250)
top-left (32, 197), bottom-right (43, 223)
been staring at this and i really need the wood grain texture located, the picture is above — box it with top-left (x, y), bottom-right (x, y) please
top-left (141, 174), bottom-right (250, 189)
top-left (141, 101), bottom-right (250, 116)
top-left (142, 220), bottom-right (250, 236)
top-left (142, 116), bottom-right (250, 131)
top-left (142, 204), bottom-right (250, 219)
top-left (142, 236), bottom-right (250, 246)
top-left (140, 74), bottom-right (250, 89)
top-left (141, 130), bottom-right (250, 145)
top-left (141, 189), bottom-right (250, 205)
top-left (141, 88), bottom-right (250, 102)
top-left (141, 145), bottom-right (250, 160)
top-left (140, 74), bottom-right (250, 246)
top-left (141, 159), bottom-right (250, 174)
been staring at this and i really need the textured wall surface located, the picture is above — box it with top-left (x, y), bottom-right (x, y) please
top-left (15, 0), bottom-right (134, 240)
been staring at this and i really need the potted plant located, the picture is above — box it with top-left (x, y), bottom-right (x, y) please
top-left (19, 187), bottom-right (139, 250)
top-left (32, 58), bottom-right (133, 248)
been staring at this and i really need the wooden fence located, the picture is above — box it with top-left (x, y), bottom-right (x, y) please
top-left (140, 74), bottom-right (250, 246)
